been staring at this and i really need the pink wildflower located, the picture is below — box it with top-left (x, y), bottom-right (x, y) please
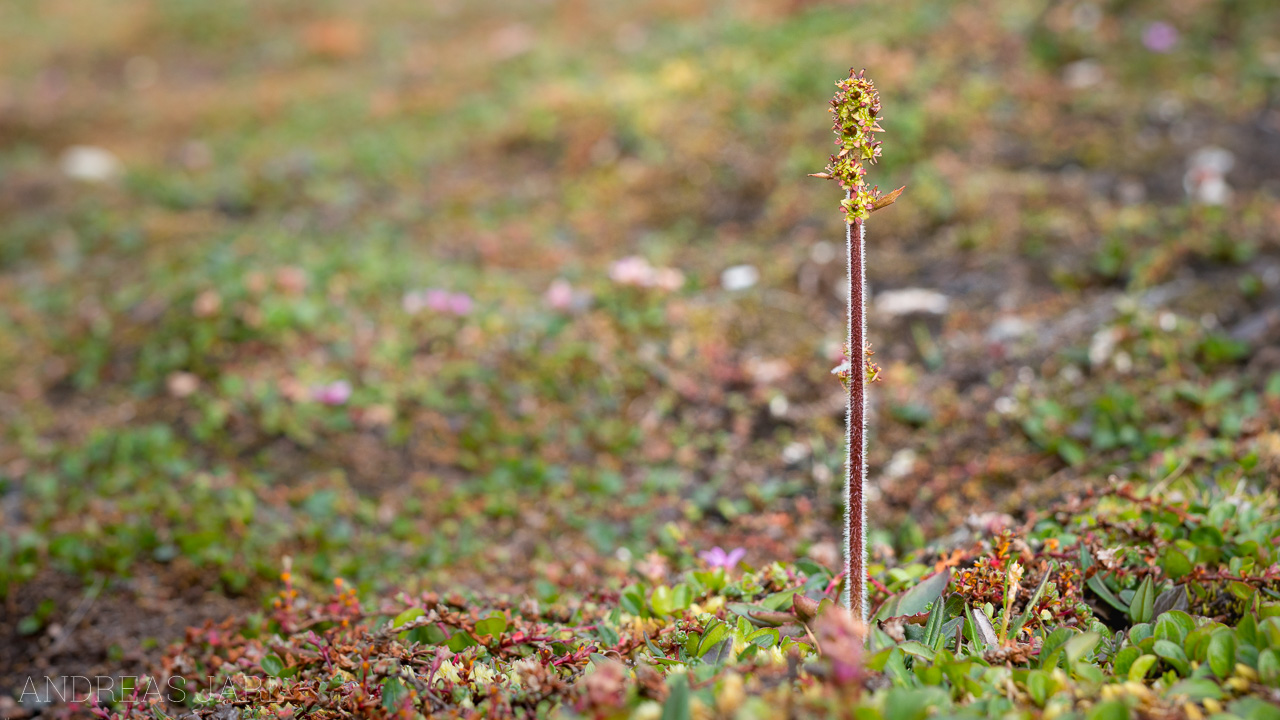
top-left (446, 292), bottom-right (473, 315)
top-left (1142, 22), bottom-right (1178, 53)
top-left (403, 289), bottom-right (473, 316)
top-left (609, 256), bottom-right (652, 286)
top-left (311, 380), bottom-right (352, 406)
top-left (698, 546), bottom-right (746, 570)
top-left (545, 279), bottom-right (574, 310)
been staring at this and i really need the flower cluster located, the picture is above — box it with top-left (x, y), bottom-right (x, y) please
top-left (402, 288), bottom-right (474, 316)
top-left (830, 342), bottom-right (881, 389)
top-left (311, 379), bottom-right (353, 406)
top-left (817, 69), bottom-right (883, 224)
top-left (608, 255), bottom-right (685, 291)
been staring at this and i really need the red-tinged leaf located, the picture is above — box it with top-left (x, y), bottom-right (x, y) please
top-left (870, 185), bottom-right (905, 213)
top-left (898, 610), bottom-right (933, 626)
top-left (792, 593), bottom-right (821, 622)
top-left (748, 610), bottom-right (797, 627)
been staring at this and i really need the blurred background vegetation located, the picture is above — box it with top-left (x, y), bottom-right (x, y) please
top-left (1, 0), bottom-right (1278, 699)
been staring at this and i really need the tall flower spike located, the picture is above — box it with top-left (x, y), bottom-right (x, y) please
top-left (812, 69), bottom-right (901, 621)
top-left (819, 69), bottom-right (884, 225)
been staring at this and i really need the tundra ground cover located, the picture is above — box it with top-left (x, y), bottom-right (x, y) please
top-left (1, 0), bottom-right (1278, 717)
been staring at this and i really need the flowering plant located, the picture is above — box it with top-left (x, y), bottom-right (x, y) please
top-left (813, 69), bottom-right (902, 619)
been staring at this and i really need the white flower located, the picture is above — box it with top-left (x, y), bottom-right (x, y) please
top-left (435, 658), bottom-right (461, 685)
top-left (471, 662), bottom-right (497, 686)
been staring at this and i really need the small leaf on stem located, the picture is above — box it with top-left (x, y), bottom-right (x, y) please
top-left (870, 185), bottom-right (906, 213)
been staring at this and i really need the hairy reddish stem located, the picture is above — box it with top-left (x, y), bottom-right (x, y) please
top-left (846, 193), bottom-right (868, 621)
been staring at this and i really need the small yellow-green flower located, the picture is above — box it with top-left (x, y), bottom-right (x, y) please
top-left (817, 68), bottom-right (884, 224)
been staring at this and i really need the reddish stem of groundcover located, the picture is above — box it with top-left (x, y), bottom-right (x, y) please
top-left (845, 195), bottom-right (868, 622)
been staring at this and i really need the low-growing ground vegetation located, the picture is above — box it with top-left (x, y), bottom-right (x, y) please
top-left (1, 0), bottom-right (1278, 717)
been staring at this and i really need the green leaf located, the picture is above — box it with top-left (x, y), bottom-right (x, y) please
top-left (697, 620), bottom-right (731, 657)
top-left (1025, 670), bottom-right (1052, 707)
top-left (1129, 576), bottom-right (1156, 624)
top-left (1011, 563), bottom-right (1054, 638)
top-left (661, 673), bottom-right (691, 720)
top-left (938, 617), bottom-right (963, 646)
top-left (1238, 613), bottom-right (1259, 647)
top-left (897, 641), bottom-right (936, 662)
top-left (1163, 611), bottom-right (1196, 639)
top-left (1228, 697), bottom-right (1280, 720)
top-left (1082, 546), bottom-right (1128, 613)
top-left (1064, 631), bottom-right (1101, 666)
top-left (865, 647), bottom-right (894, 672)
top-left (1087, 700), bottom-right (1130, 720)
top-left (650, 586), bottom-right (674, 616)
top-left (1128, 654), bottom-right (1158, 681)
top-left (760, 589), bottom-right (797, 611)
top-left (1040, 627), bottom-right (1075, 669)
top-left (878, 569), bottom-right (951, 621)
top-left (1190, 525), bottom-right (1225, 547)
top-left (1263, 617), bottom-right (1280, 648)
top-left (882, 686), bottom-right (948, 720)
top-left (745, 628), bottom-right (779, 649)
top-left (392, 607), bottom-right (425, 630)
top-left (884, 648), bottom-right (913, 687)
top-left (446, 630), bottom-right (478, 652)
top-left (400, 619), bottom-right (444, 645)
top-left (474, 614), bottom-right (507, 639)
top-left (1160, 548), bottom-right (1193, 580)
top-left (1057, 439), bottom-right (1087, 466)
top-left (1112, 646), bottom-right (1140, 677)
top-left (671, 584), bottom-right (692, 612)
top-left (1074, 662), bottom-right (1105, 684)
top-left (381, 677), bottom-right (410, 713)
top-left (260, 653), bottom-right (285, 678)
top-left (620, 588), bottom-right (645, 617)
top-left (1207, 629), bottom-right (1237, 678)
top-left (1166, 678), bottom-right (1223, 702)
top-left (596, 623), bottom-right (619, 647)
top-left (1088, 575), bottom-right (1129, 614)
top-left (644, 634), bottom-right (667, 659)
top-left (1154, 639), bottom-right (1191, 676)
top-left (1257, 649), bottom-right (1279, 684)
top-left (1153, 613), bottom-right (1188, 644)
top-left (923, 596), bottom-right (946, 649)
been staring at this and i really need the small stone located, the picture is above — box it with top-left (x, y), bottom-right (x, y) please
top-left (1184, 147), bottom-right (1235, 206)
top-left (275, 266), bottom-right (308, 296)
top-left (987, 316), bottom-right (1034, 343)
top-left (1063, 60), bottom-right (1103, 89)
top-left (167, 372), bottom-right (199, 398)
top-left (810, 241), bottom-right (837, 264)
top-left (192, 290), bottom-right (222, 318)
top-left (883, 449), bottom-right (917, 480)
top-left (60, 146), bottom-right (121, 182)
top-left (720, 264), bottom-right (759, 291)
top-left (874, 288), bottom-right (949, 317)
top-left (1088, 327), bottom-right (1120, 367)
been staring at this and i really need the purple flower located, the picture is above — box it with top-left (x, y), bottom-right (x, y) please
top-left (545, 279), bottom-right (573, 310)
top-left (426, 289), bottom-right (453, 313)
top-left (403, 289), bottom-right (473, 316)
top-left (1142, 21), bottom-right (1178, 53)
top-left (446, 292), bottom-right (473, 316)
top-left (609, 256), bottom-right (652, 286)
top-left (698, 546), bottom-right (745, 570)
top-left (311, 380), bottom-right (352, 406)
